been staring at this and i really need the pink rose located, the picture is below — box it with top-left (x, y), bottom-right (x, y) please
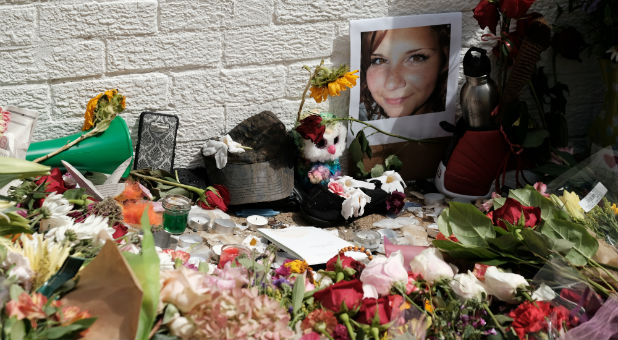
top-left (328, 181), bottom-right (346, 197)
top-left (359, 251), bottom-right (408, 298)
top-left (533, 182), bottom-right (549, 197)
top-left (160, 267), bottom-right (211, 313)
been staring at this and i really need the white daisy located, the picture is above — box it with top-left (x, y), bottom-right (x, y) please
top-left (373, 170), bottom-right (406, 194)
top-left (341, 188), bottom-right (371, 220)
top-left (41, 192), bottom-right (73, 217)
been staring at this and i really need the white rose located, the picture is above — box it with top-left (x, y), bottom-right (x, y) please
top-left (409, 247), bottom-right (455, 283)
top-left (449, 271), bottom-right (486, 301)
top-left (484, 266), bottom-right (529, 303)
top-left (169, 316), bottom-right (196, 339)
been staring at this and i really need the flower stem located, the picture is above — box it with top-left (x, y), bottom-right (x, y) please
top-left (296, 61), bottom-right (324, 124)
top-left (339, 313), bottom-right (356, 340)
top-left (332, 117), bottom-right (443, 144)
top-left (483, 303), bottom-right (506, 337)
top-left (32, 129), bottom-right (97, 163)
top-left (130, 171), bottom-right (204, 196)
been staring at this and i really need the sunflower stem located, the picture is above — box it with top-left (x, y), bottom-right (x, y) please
top-left (129, 171), bottom-right (205, 196)
top-left (296, 61), bottom-right (324, 124)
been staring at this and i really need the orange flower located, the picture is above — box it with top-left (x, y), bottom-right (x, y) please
top-left (115, 180), bottom-right (145, 202)
top-left (58, 305), bottom-right (91, 326)
top-left (122, 201), bottom-right (162, 226)
top-left (5, 292), bottom-right (48, 326)
top-left (309, 86), bottom-right (329, 103)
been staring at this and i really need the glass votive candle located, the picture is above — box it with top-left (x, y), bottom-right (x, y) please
top-left (162, 195), bottom-right (191, 235)
top-left (354, 230), bottom-right (381, 250)
top-left (218, 244), bottom-right (250, 269)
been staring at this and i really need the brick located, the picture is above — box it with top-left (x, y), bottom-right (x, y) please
top-left (224, 24), bottom-right (334, 65)
top-left (0, 84), bottom-right (49, 113)
top-left (50, 73), bottom-right (169, 119)
top-left (0, 41), bottom-right (104, 83)
top-left (31, 117), bottom-right (83, 143)
top-left (176, 106), bottom-right (225, 142)
top-left (225, 99), bottom-right (301, 131)
top-left (170, 70), bottom-right (226, 108)
top-left (160, 0), bottom-right (232, 32)
top-left (108, 32), bottom-right (222, 72)
top-left (221, 66), bottom-right (286, 104)
top-left (0, 6), bottom-right (36, 47)
top-left (275, 0), bottom-right (346, 23)
top-left (39, 1), bottom-right (157, 40)
top-left (174, 141), bottom-right (210, 168)
top-left (229, 0), bottom-right (273, 27)
top-left (285, 59), bottom-right (333, 98)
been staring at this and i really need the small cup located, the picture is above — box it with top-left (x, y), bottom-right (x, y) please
top-left (188, 214), bottom-right (210, 231)
top-left (162, 195), bottom-right (192, 234)
top-left (354, 230), bottom-right (381, 250)
top-left (213, 218), bottom-right (236, 235)
top-left (177, 233), bottom-right (202, 249)
top-left (218, 244), bottom-right (250, 269)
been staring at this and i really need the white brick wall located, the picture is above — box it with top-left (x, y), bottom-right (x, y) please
top-left (0, 0), bottom-right (603, 167)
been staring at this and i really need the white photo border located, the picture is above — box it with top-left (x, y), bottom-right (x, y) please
top-left (348, 12), bottom-right (462, 145)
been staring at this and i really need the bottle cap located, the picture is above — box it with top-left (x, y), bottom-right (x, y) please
top-left (463, 47), bottom-right (491, 77)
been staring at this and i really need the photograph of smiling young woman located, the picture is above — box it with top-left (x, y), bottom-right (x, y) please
top-left (359, 25), bottom-right (450, 120)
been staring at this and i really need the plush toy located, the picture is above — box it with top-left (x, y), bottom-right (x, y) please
top-left (293, 112), bottom-right (346, 187)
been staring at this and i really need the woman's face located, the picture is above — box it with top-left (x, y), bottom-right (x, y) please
top-left (366, 27), bottom-right (443, 118)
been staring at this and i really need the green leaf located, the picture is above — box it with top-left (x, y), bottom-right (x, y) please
top-left (384, 154), bottom-right (402, 170)
top-left (291, 273), bottom-right (305, 325)
top-left (493, 197), bottom-right (506, 209)
top-left (62, 188), bottom-right (86, 200)
top-left (9, 284), bottom-right (24, 300)
top-left (522, 129), bottom-right (549, 148)
top-left (370, 164), bottom-right (385, 178)
top-left (487, 233), bottom-right (521, 252)
top-left (432, 240), bottom-right (499, 260)
top-left (538, 218), bottom-right (599, 266)
top-left (447, 201), bottom-right (495, 247)
top-left (356, 130), bottom-right (372, 158)
top-left (46, 318), bottom-right (97, 339)
top-left (4, 317), bottom-right (25, 340)
top-left (509, 186), bottom-right (569, 222)
top-left (437, 208), bottom-right (452, 237)
top-left (123, 210), bottom-right (160, 340)
top-left (520, 228), bottom-right (553, 259)
top-left (355, 160), bottom-right (368, 178)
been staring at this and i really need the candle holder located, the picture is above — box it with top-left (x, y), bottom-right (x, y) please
top-left (218, 244), bottom-right (250, 269)
top-left (353, 230), bottom-right (381, 251)
top-left (162, 194), bottom-right (191, 235)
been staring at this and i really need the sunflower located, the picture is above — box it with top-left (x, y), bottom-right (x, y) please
top-left (81, 89), bottom-right (126, 131)
top-left (308, 65), bottom-right (359, 103)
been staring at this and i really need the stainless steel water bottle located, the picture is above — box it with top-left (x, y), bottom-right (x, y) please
top-left (460, 47), bottom-right (499, 129)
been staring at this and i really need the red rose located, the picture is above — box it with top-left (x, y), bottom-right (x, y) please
top-left (212, 184), bottom-right (230, 206)
top-left (486, 197), bottom-right (541, 230)
top-left (500, 0), bottom-right (536, 19)
top-left (473, 0), bottom-right (499, 34)
top-left (112, 223), bottom-right (128, 240)
top-left (508, 301), bottom-right (575, 340)
top-left (356, 295), bottom-right (403, 325)
top-left (36, 168), bottom-right (68, 194)
top-left (296, 115), bottom-right (325, 144)
top-left (313, 279), bottom-right (364, 313)
top-left (325, 254), bottom-right (365, 274)
top-left (199, 187), bottom-right (228, 212)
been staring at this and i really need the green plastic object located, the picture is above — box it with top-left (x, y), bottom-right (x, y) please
top-left (26, 116), bottom-right (134, 177)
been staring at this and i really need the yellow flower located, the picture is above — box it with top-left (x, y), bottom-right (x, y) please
top-left (611, 203), bottom-right (618, 215)
top-left (82, 93), bottom-right (103, 131)
top-left (308, 66), bottom-right (359, 103)
top-left (424, 299), bottom-right (433, 313)
top-left (559, 190), bottom-right (585, 220)
top-left (309, 86), bottom-right (329, 103)
top-left (81, 89), bottom-right (126, 131)
top-left (284, 259), bottom-right (308, 274)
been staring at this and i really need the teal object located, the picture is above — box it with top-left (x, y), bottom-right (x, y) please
top-left (26, 116), bottom-right (133, 177)
top-left (37, 256), bottom-right (84, 298)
